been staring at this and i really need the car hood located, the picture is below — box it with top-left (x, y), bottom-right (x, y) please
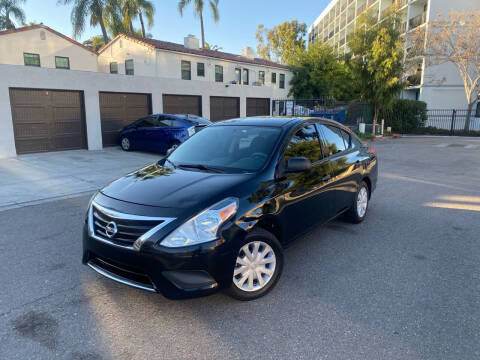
top-left (101, 162), bottom-right (252, 209)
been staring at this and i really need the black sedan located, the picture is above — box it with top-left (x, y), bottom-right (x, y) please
top-left (83, 117), bottom-right (377, 300)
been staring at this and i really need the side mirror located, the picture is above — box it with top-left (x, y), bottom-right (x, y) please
top-left (285, 157), bottom-right (312, 173)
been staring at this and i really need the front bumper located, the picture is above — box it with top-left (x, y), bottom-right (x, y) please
top-left (83, 225), bottom-right (239, 299)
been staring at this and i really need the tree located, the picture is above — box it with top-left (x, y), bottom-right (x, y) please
top-left (204, 42), bottom-right (222, 51)
top-left (83, 34), bottom-right (105, 51)
top-left (289, 42), bottom-right (354, 101)
top-left (255, 20), bottom-right (307, 65)
top-left (178, 0), bottom-right (219, 49)
top-left (417, 11), bottom-right (480, 131)
top-left (121, 0), bottom-right (154, 38)
top-left (0, 0), bottom-right (26, 30)
top-left (59, 0), bottom-right (110, 44)
top-left (348, 8), bottom-right (405, 134)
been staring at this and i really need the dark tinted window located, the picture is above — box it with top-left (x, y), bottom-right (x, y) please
top-left (271, 72), bottom-right (276, 84)
top-left (197, 62), bottom-right (205, 77)
top-left (284, 125), bottom-right (322, 163)
top-left (215, 65), bottom-right (223, 82)
top-left (235, 68), bottom-right (241, 84)
top-left (125, 59), bottom-right (134, 75)
top-left (55, 56), bottom-right (70, 69)
top-left (168, 126), bottom-right (282, 173)
top-left (24, 53), bottom-right (40, 67)
top-left (243, 69), bottom-right (249, 85)
top-left (352, 135), bottom-right (363, 148)
top-left (110, 62), bottom-right (118, 74)
top-left (318, 125), bottom-right (346, 156)
top-left (339, 129), bottom-right (351, 148)
top-left (279, 74), bottom-right (285, 89)
top-left (137, 115), bottom-right (158, 127)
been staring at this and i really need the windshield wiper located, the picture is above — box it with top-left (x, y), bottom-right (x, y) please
top-left (162, 158), bottom-right (177, 168)
top-left (177, 163), bottom-right (225, 173)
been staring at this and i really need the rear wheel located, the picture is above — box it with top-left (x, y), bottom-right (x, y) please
top-left (120, 137), bottom-right (131, 151)
top-left (227, 228), bottom-right (283, 301)
top-left (345, 181), bottom-right (369, 223)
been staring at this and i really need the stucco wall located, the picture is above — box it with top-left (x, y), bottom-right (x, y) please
top-left (97, 36), bottom-right (292, 90)
top-left (0, 28), bottom-right (98, 72)
top-left (0, 64), bottom-right (291, 158)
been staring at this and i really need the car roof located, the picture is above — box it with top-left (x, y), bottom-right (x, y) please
top-left (211, 116), bottom-right (348, 129)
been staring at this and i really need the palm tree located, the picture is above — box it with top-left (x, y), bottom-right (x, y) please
top-left (0, 0), bottom-right (26, 30)
top-left (59, 0), bottom-right (110, 44)
top-left (178, 0), bottom-right (219, 49)
top-left (121, 0), bottom-right (154, 38)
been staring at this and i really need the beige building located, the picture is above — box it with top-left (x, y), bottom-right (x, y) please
top-left (0, 24), bottom-right (98, 71)
top-left (0, 26), bottom-right (292, 158)
top-left (308, 0), bottom-right (479, 109)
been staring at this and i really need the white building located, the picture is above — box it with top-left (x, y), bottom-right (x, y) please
top-left (0, 26), bottom-right (292, 158)
top-left (307, 0), bottom-right (479, 110)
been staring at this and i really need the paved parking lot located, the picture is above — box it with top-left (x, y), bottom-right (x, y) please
top-left (0, 136), bottom-right (479, 360)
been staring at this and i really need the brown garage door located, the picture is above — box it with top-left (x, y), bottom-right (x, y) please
top-left (163, 94), bottom-right (202, 116)
top-left (246, 98), bottom-right (270, 117)
top-left (210, 96), bottom-right (240, 122)
top-left (9, 88), bottom-right (87, 154)
top-left (99, 92), bottom-right (151, 146)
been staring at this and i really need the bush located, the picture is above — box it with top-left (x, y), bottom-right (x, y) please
top-left (380, 99), bottom-right (427, 133)
top-left (411, 127), bottom-right (480, 137)
top-left (354, 130), bottom-right (375, 140)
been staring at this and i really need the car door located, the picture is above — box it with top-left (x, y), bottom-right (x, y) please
top-left (316, 123), bottom-right (362, 214)
top-left (276, 123), bottom-right (335, 242)
top-left (145, 115), bottom-right (172, 153)
top-left (129, 115), bottom-right (158, 150)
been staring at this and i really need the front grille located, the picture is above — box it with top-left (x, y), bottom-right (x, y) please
top-left (90, 256), bottom-right (154, 289)
top-left (92, 204), bottom-right (164, 247)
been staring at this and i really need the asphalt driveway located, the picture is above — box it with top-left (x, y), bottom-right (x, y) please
top-left (0, 148), bottom-right (159, 210)
top-left (0, 136), bottom-right (479, 360)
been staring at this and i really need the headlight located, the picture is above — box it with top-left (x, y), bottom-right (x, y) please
top-left (160, 197), bottom-right (239, 248)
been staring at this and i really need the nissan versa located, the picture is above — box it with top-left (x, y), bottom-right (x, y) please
top-left (83, 117), bottom-right (378, 300)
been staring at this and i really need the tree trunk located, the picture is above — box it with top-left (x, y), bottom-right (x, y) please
top-left (464, 102), bottom-right (474, 132)
top-left (199, 11), bottom-right (205, 48)
top-left (99, 18), bottom-right (109, 44)
top-left (129, 21), bottom-right (134, 35)
top-left (138, 11), bottom-right (146, 38)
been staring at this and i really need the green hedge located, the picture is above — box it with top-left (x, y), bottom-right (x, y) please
top-left (380, 100), bottom-right (427, 133)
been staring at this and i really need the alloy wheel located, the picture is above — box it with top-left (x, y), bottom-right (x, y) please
top-left (121, 137), bottom-right (130, 151)
top-left (357, 186), bottom-right (368, 218)
top-left (233, 241), bottom-right (276, 292)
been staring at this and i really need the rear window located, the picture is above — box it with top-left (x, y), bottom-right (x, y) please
top-left (318, 125), bottom-right (346, 156)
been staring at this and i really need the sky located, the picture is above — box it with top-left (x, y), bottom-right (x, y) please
top-left (21, 0), bottom-right (330, 54)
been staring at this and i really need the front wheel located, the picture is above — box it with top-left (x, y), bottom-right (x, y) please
top-left (227, 228), bottom-right (283, 301)
top-left (120, 137), bottom-right (131, 151)
top-left (345, 181), bottom-right (369, 223)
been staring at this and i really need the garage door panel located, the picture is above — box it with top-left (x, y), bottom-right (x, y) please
top-left (247, 98), bottom-right (270, 117)
top-left (99, 92), bottom-right (151, 146)
top-left (9, 88), bottom-right (86, 154)
top-left (163, 95), bottom-right (202, 116)
top-left (210, 97), bottom-right (240, 122)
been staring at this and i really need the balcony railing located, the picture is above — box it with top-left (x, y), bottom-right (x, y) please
top-left (357, 4), bottom-right (366, 14)
top-left (367, 0), bottom-right (377, 7)
top-left (409, 12), bottom-right (427, 30)
top-left (348, 13), bottom-right (355, 23)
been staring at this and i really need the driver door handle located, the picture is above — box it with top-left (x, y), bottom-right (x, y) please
top-left (322, 174), bottom-right (331, 182)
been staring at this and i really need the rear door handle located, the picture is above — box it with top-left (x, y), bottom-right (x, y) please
top-left (322, 174), bottom-right (331, 182)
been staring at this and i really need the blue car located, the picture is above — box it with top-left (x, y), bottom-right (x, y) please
top-left (119, 114), bottom-right (212, 154)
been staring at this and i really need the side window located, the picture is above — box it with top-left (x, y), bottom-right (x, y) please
top-left (339, 129), bottom-right (351, 149)
top-left (318, 125), bottom-right (346, 156)
top-left (137, 115), bottom-right (158, 128)
top-left (284, 124), bottom-right (322, 163)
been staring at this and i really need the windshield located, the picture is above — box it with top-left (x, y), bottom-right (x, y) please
top-left (167, 125), bottom-right (282, 173)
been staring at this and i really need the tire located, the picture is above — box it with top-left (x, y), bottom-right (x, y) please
top-left (227, 228), bottom-right (284, 301)
top-left (345, 181), bottom-right (369, 224)
top-left (120, 137), bottom-right (131, 151)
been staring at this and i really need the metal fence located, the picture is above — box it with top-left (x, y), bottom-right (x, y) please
top-left (424, 109), bottom-right (480, 134)
top-left (272, 99), bottom-right (374, 128)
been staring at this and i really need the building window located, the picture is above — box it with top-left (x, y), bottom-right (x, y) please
top-left (197, 62), bottom-right (205, 77)
top-left (181, 60), bottom-right (191, 80)
top-left (271, 72), bottom-right (277, 84)
top-left (215, 65), bottom-right (223, 82)
top-left (55, 56), bottom-right (70, 69)
top-left (125, 59), bottom-right (134, 75)
top-left (110, 62), bottom-right (118, 74)
top-left (280, 74), bottom-right (285, 89)
top-left (258, 71), bottom-right (265, 85)
top-left (243, 68), bottom-right (249, 85)
top-left (235, 68), bottom-right (241, 84)
top-left (24, 53), bottom-right (40, 67)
